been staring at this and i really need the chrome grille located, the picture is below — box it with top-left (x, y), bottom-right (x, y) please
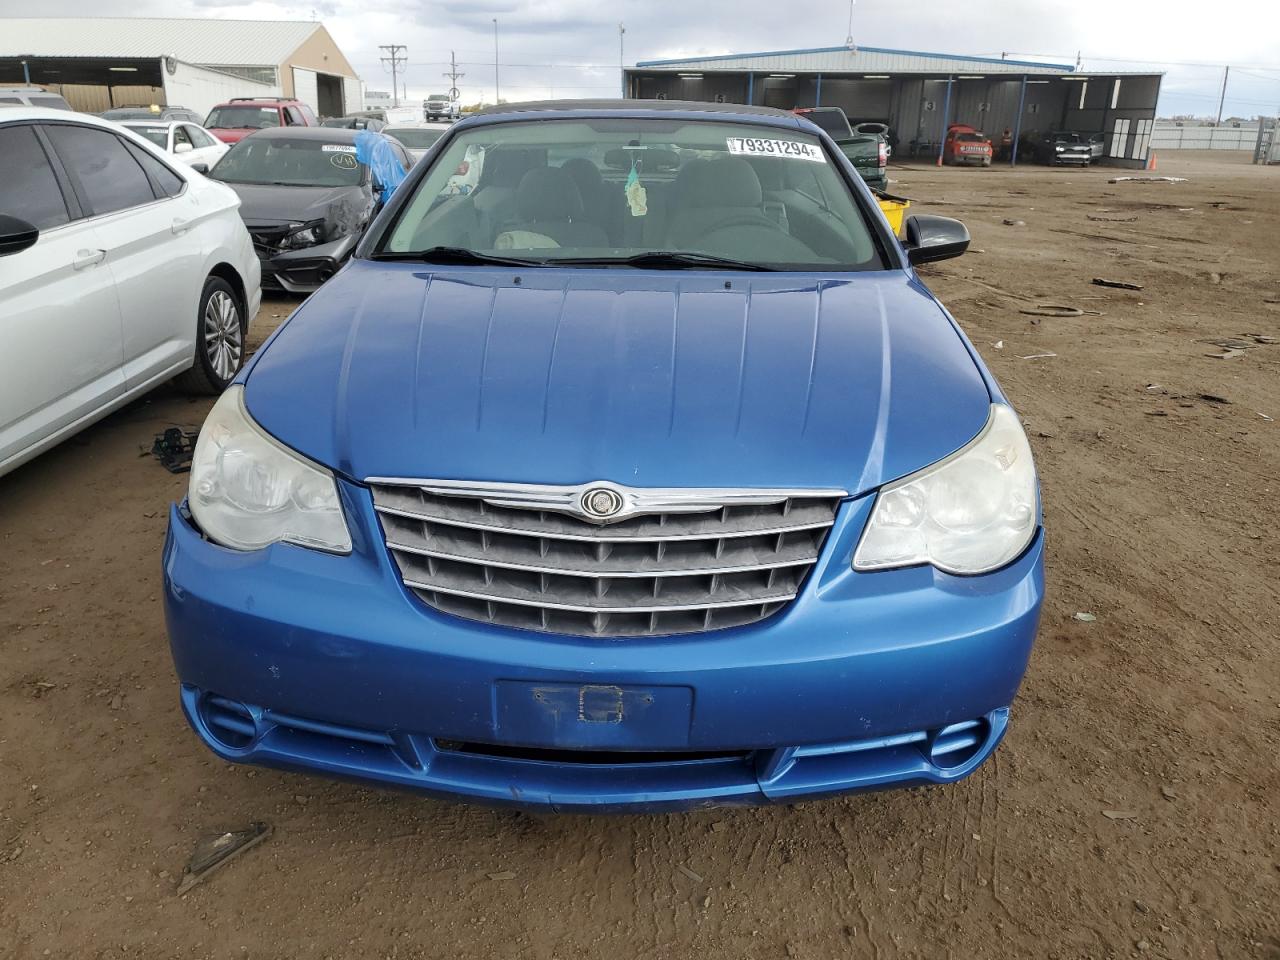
top-left (368, 480), bottom-right (845, 638)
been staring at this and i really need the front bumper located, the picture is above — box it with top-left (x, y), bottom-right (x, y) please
top-left (258, 235), bottom-right (356, 293)
top-left (164, 484), bottom-right (1044, 811)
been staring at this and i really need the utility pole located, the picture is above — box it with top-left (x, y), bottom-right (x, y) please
top-left (443, 51), bottom-right (464, 111)
top-left (1216, 65), bottom-right (1230, 125)
top-left (619, 24), bottom-right (626, 99)
top-left (492, 19), bottom-right (500, 104)
top-left (379, 44), bottom-right (407, 107)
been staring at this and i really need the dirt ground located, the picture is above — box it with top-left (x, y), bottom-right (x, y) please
top-left (1, 151), bottom-right (1277, 960)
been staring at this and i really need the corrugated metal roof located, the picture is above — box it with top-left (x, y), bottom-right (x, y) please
top-left (0, 17), bottom-right (320, 67)
top-left (636, 44), bottom-right (1075, 75)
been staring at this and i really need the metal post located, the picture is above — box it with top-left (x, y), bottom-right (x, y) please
top-left (619, 24), bottom-right (626, 99)
top-left (747, 73), bottom-right (754, 105)
top-left (493, 19), bottom-right (500, 104)
top-left (1215, 65), bottom-right (1229, 126)
top-left (815, 73), bottom-right (822, 107)
top-left (22, 60), bottom-right (31, 84)
top-left (936, 76), bottom-right (953, 166)
top-left (1011, 75), bottom-right (1027, 166)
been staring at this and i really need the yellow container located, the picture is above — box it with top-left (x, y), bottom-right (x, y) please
top-left (876, 193), bottom-right (911, 236)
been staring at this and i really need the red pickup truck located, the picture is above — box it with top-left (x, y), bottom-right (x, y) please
top-left (943, 124), bottom-right (993, 166)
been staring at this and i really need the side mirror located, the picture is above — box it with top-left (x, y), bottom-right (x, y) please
top-left (0, 214), bottom-right (39, 257)
top-left (174, 141), bottom-right (194, 154)
top-left (903, 214), bottom-right (969, 265)
top-left (189, 162), bottom-right (210, 175)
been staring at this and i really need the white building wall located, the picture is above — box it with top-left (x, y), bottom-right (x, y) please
top-left (162, 60), bottom-right (281, 120)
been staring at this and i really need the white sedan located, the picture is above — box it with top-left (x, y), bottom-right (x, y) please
top-left (384, 122), bottom-right (452, 162)
top-left (121, 120), bottom-right (229, 172)
top-left (0, 108), bottom-right (261, 478)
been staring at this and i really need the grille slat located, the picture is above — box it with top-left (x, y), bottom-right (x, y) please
top-left (370, 481), bottom-right (843, 638)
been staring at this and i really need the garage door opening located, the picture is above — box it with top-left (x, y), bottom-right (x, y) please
top-left (317, 73), bottom-right (343, 118)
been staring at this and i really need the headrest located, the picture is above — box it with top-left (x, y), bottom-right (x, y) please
top-left (559, 157), bottom-right (605, 194)
top-left (682, 158), bottom-right (763, 208)
top-left (516, 167), bottom-right (584, 222)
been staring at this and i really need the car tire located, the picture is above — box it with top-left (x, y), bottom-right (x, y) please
top-left (176, 275), bottom-right (245, 395)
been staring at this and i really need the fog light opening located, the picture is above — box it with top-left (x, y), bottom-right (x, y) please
top-left (200, 694), bottom-right (258, 750)
top-left (925, 718), bottom-right (988, 770)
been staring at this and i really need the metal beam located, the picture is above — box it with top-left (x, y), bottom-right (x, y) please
top-left (1011, 75), bottom-right (1027, 166)
top-left (936, 76), bottom-right (953, 166)
top-left (815, 73), bottom-right (822, 107)
top-left (746, 72), bottom-right (754, 105)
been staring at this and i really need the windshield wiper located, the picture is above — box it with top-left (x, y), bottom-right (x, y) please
top-left (557, 251), bottom-right (778, 272)
top-left (371, 246), bottom-right (545, 267)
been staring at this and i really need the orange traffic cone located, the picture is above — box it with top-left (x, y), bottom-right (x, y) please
top-left (1147, 151), bottom-right (1158, 171)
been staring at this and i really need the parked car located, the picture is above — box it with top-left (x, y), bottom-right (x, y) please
top-left (943, 124), bottom-right (993, 166)
top-left (206, 127), bottom-right (409, 293)
top-left (383, 121), bottom-right (451, 162)
top-left (102, 104), bottom-right (203, 124)
top-left (385, 105), bottom-right (424, 126)
top-left (164, 99), bottom-right (1043, 812)
top-left (424, 94), bottom-right (459, 121)
top-left (0, 108), bottom-right (260, 478)
top-left (1087, 132), bottom-right (1107, 161)
top-left (204, 97), bottom-right (318, 145)
top-left (792, 107), bottom-right (887, 191)
top-left (0, 86), bottom-right (72, 110)
top-left (121, 120), bottom-right (229, 171)
top-left (321, 115), bottom-right (386, 131)
top-left (1031, 131), bottom-right (1092, 166)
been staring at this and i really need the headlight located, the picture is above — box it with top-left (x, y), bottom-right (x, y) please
top-left (282, 223), bottom-right (323, 249)
top-left (188, 386), bottom-right (352, 553)
top-left (853, 404), bottom-right (1036, 575)
top-left (1055, 145), bottom-right (1065, 153)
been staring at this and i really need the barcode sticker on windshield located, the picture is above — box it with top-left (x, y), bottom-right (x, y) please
top-left (726, 137), bottom-right (825, 162)
top-left (321, 144), bottom-right (357, 153)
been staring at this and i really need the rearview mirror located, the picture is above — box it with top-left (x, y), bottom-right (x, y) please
top-left (189, 162), bottom-right (210, 174)
top-left (174, 141), bottom-right (194, 154)
top-left (0, 214), bottom-right (39, 257)
top-left (903, 214), bottom-right (970, 265)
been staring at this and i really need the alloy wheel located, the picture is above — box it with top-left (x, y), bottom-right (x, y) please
top-left (203, 290), bottom-right (243, 382)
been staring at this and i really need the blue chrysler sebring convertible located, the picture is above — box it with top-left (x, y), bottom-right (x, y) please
top-left (163, 100), bottom-right (1044, 811)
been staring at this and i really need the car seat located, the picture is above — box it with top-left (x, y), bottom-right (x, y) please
top-left (497, 167), bottom-right (609, 249)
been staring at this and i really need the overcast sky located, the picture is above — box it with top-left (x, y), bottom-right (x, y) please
top-left (3, 0), bottom-right (1279, 117)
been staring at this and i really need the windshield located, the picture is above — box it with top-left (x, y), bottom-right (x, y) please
top-left (387, 127), bottom-right (444, 149)
top-left (378, 118), bottom-right (882, 271)
top-left (206, 105), bottom-right (281, 130)
top-left (796, 109), bottom-right (852, 139)
top-left (210, 136), bottom-right (365, 187)
top-left (124, 124), bottom-right (169, 147)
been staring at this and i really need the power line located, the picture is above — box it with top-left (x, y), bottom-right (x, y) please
top-left (379, 44), bottom-right (408, 107)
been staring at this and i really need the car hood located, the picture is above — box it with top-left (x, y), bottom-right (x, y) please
top-left (208, 128), bottom-right (252, 144)
top-left (244, 262), bottom-right (991, 493)
top-left (224, 183), bottom-right (372, 235)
